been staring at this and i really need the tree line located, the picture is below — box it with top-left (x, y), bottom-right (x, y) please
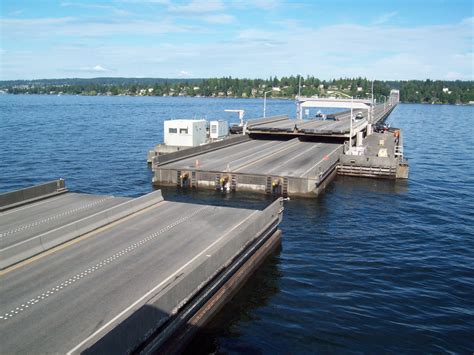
top-left (1, 76), bottom-right (473, 104)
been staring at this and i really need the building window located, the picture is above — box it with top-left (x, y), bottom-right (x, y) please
top-left (169, 128), bottom-right (177, 133)
top-left (211, 125), bottom-right (217, 134)
top-left (179, 128), bottom-right (188, 134)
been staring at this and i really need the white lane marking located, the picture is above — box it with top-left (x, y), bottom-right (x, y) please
top-left (0, 206), bottom-right (209, 322)
top-left (67, 210), bottom-right (258, 354)
top-left (234, 139), bottom-right (302, 172)
top-left (0, 197), bottom-right (115, 239)
top-left (265, 143), bottom-right (321, 175)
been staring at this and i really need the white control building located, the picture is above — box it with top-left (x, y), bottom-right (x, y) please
top-left (164, 119), bottom-right (207, 147)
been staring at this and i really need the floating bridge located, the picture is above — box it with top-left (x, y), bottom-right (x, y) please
top-left (152, 91), bottom-right (407, 196)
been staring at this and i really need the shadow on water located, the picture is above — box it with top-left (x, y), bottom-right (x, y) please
top-left (334, 175), bottom-right (408, 195)
top-left (183, 248), bottom-right (283, 355)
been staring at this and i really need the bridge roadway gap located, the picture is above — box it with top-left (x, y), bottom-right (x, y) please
top-left (0, 197), bottom-right (270, 353)
top-left (159, 138), bottom-right (342, 179)
top-left (0, 192), bottom-right (128, 250)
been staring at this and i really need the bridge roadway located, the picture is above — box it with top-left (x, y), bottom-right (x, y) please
top-left (248, 103), bottom-right (395, 136)
top-left (0, 192), bottom-right (129, 250)
top-left (0, 191), bottom-right (282, 353)
top-left (160, 138), bottom-right (341, 178)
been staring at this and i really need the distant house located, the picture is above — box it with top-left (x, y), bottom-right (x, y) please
top-left (272, 87), bottom-right (281, 92)
top-left (357, 87), bottom-right (363, 92)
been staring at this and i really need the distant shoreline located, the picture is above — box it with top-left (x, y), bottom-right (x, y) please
top-left (2, 93), bottom-right (473, 106)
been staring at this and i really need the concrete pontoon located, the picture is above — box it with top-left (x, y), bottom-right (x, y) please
top-left (153, 137), bottom-right (343, 196)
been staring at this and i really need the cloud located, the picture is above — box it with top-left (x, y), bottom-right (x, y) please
top-left (8, 9), bottom-right (24, 16)
top-left (1, 12), bottom-right (473, 80)
top-left (169, 0), bottom-right (224, 13)
top-left (0, 16), bottom-right (196, 38)
top-left (231, 0), bottom-right (281, 10)
top-left (445, 71), bottom-right (462, 79)
top-left (461, 16), bottom-right (474, 25)
top-left (119, 0), bottom-right (170, 4)
top-left (60, 2), bottom-right (132, 16)
top-left (372, 11), bottom-right (398, 25)
top-left (77, 65), bottom-right (112, 73)
top-left (178, 70), bottom-right (192, 77)
top-left (203, 14), bottom-right (235, 24)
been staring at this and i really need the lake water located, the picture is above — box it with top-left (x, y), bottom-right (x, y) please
top-left (1, 95), bottom-right (473, 353)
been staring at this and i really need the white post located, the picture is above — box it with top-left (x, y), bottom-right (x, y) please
top-left (298, 75), bottom-right (302, 97)
top-left (263, 90), bottom-right (271, 118)
top-left (349, 96), bottom-right (353, 153)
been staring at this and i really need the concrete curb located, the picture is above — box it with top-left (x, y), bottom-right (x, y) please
top-left (0, 190), bottom-right (164, 270)
top-left (0, 179), bottom-right (67, 212)
top-left (154, 135), bottom-right (250, 166)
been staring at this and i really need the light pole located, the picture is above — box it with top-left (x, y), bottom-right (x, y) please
top-left (263, 90), bottom-right (272, 118)
top-left (349, 96), bottom-right (353, 152)
top-left (371, 80), bottom-right (374, 124)
top-left (381, 95), bottom-right (387, 111)
top-left (298, 75), bottom-right (302, 98)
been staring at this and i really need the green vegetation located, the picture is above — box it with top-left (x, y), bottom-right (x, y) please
top-left (1, 77), bottom-right (473, 104)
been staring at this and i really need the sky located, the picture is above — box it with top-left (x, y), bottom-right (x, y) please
top-left (0, 0), bottom-right (473, 80)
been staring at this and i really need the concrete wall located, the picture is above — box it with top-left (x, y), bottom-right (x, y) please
top-left (0, 179), bottom-right (66, 211)
top-left (155, 135), bottom-right (251, 166)
top-left (153, 167), bottom-right (340, 196)
top-left (340, 154), bottom-right (398, 169)
top-left (246, 115), bottom-right (289, 127)
top-left (0, 190), bottom-right (164, 270)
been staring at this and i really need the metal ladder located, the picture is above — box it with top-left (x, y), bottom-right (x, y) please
top-left (282, 177), bottom-right (288, 197)
top-left (231, 175), bottom-right (237, 191)
top-left (394, 145), bottom-right (404, 159)
top-left (265, 176), bottom-right (272, 194)
top-left (176, 170), bottom-right (181, 187)
top-left (191, 171), bottom-right (197, 189)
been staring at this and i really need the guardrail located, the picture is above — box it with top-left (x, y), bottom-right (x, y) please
top-left (154, 135), bottom-right (250, 166)
top-left (0, 179), bottom-right (67, 212)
